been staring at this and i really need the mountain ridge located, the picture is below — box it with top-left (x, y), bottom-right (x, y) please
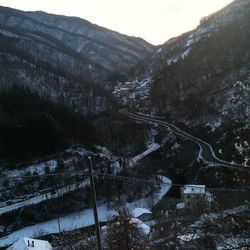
top-left (0, 5), bottom-right (155, 115)
top-left (0, 5), bottom-right (155, 75)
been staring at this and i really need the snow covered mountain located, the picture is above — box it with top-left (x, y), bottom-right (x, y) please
top-left (133, 0), bottom-right (250, 125)
top-left (0, 6), bottom-right (155, 114)
top-left (138, 0), bottom-right (249, 73)
top-left (128, 0), bottom-right (250, 166)
top-left (1, 2), bottom-right (250, 248)
top-left (0, 6), bottom-right (154, 78)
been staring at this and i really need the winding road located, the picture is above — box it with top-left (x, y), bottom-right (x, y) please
top-left (120, 109), bottom-right (250, 171)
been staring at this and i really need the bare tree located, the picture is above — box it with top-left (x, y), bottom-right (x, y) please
top-left (104, 209), bottom-right (149, 250)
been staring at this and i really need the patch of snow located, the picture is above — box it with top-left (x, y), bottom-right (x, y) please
top-left (171, 142), bottom-right (180, 151)
top-left (205, 191), bottom-right (214, 203)
top-left (167, 57), bottom-right (178, 65)
top-left (156, 175), bottom-right (172, 201)
top-left (234, 81), bottom-right (250, 92)
top-left (243, 156), bottom-right (250, 167)
top-left (145, 129), bottom-right (157, 148)
top-left (178, 233), bottom-right (201, 243)
top-left (95, 145), bottom-right (113, 160)
top-left (185, 36), bottom-right (194, 46)
top-left (176, 203), bottom-right (185, 209)
top-left (130, 218), bottom-right (151, 235)
top-left (70, 147), bottom-right (90, 157)
top-left (130, 143), bottom-right (160, 166)
top-left (155, 48), bottom-right (162, 54)
top-left (131, 208), bottom-right (152, 218)
top-left (234, 141), bottom-right (249, 156)
top-left (126, 175), bottom-right (172, 213)
top-left (192, 205), bottom-right (249, 228)
top-left (180, 48), bottom-right (190, 59)
top-left (217, 237), bottom-right (250, 250)
top-left (206, 118), bottom-right (222, 131)
top-left (7, 160), bottom-right (57, 179)
top-left (110, 160), bottom-right (121, 175)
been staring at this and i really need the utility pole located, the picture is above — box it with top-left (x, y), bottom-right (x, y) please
top-left (57, 190), bottom-right (61, 234)
top-left (88, 156), bottom-right (102, 250)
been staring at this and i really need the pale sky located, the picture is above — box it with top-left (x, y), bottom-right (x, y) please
top-left (0, 0), bottom-right (233, 45)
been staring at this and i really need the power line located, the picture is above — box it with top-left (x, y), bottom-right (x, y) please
top-left (5, 170), bottom-right (250, 192)
top-left (98, 173), bottom-right (250, 193)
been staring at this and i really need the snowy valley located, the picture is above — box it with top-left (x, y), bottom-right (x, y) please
top-left (0, 0), bottom-right (250, 249)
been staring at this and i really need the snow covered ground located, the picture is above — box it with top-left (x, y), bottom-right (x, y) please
top-left (6, 160), bottom-right (58, 179)
top-left (1, 175), bottom-right (172, 248)
top-left (1, 141), bottom-right (161, 215)
top-left (111, 142), bottom-right (161, 174)
top-left (0, 139), bottom-right (169, 247)
top-left (156, 176), bottom-right (172, 201)
top-left (126, 175), bottom-right (172, 213)
top-left (0, 204), bottom-right (117, 248)
top-left (191, 205), bottom-right (249, 228)
top-left (130, 143), bottom-right (160, 166)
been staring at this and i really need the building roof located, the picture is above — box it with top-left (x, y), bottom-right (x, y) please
top-left (131, 207), bottom-right (152, 218)
top-left (176, 203), bottom-right (185, 209)
top-left (183, 185), bottom-right (206, 195)
top-left (7, 237), bottom-right (53, 250)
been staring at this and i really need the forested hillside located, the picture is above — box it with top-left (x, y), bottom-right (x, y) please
top-left (0, 6), bottom-right (155, 116)
top-left (150, 0), bottom-right (250, 124)
top-left (0, 85), bottom-right (96, 166)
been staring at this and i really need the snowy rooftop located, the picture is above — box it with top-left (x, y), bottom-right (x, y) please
top-left (7, 237), bottom-right (52, 250)
top-left (183, 185), bottom-right (206, 195)
top-left (176, 203), bottom-right (185, 209)
top-left (131, 207), bottom-right (152, 218)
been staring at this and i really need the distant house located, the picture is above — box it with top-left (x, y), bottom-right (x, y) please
top-left (181, 185), bottom-right (206, 211)
top-left (7, 237), bottom-right (53, 250)
top-left (131, 208), bottom-right (153, 222)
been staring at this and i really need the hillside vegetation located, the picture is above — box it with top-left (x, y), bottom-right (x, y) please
top-left (0, 85), bottom-right (96, 167)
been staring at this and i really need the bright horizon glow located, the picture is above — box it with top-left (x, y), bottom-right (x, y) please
top-left (0, 0), bottom-right (233, 45)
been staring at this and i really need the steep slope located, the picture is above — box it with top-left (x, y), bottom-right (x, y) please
top-left (0, 32), bottom-right (116, 115)
top-left (0, 85), bottom-right (96, 165)
top-left (0, 6), bottom-right (154, 78)
top-left (132, 0), bottom-right (250, 165)
top-left (138, 0), bottom-right (249, 73)
top-left (0, 6), bottom-right (155, 114)
top-left (138, 0), bottom-right (250, 124)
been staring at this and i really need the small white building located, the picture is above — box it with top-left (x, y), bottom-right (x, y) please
top-left (7, 237), bottom-right (53, 250)
top-left (181, 185), bottom-right (206, 211)
top-left (131, 207), bottom-right (153, 222)
top-left (183, 185), bottom-right (206, 195)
